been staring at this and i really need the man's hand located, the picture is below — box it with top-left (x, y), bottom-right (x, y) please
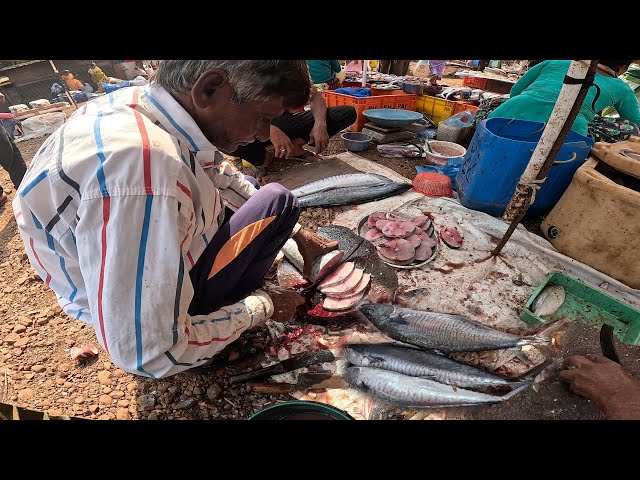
top-left (309, 122), bottom-right (329, 155)
top-left (292, 228), bottom-right (339, 277)
top-left (267, 289), bottom-right (305, 322)
top-left (270, 125), bottom-right (294, 159)
top-left (0, 92), bottom-right (5, 104)
top-left (559, 354), bottom-right (640, 420)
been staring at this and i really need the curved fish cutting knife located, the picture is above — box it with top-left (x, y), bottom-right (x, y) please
top-left (599, 324), bottom-right (621, 364)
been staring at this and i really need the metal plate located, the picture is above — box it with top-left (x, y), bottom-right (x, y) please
top-left (362, 109), bottom-right (425, 128)
top-left (356, 212), bottom-right (438, 270)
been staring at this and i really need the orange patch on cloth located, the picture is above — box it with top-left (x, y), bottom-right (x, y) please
top-left (208, 216), bottom-right (276, 279)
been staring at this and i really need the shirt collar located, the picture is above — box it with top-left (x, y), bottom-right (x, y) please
top-left (140, 83), bottom-right (217, 154)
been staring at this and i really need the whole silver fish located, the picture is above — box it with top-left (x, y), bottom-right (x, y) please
top-left (291, 173), bottom-right (392, 198)
top-left (344, 343), bottom-right (523, 389)
top-left (359, 304), bottom-right (558, 353)
top-left (299, 182), bottom-right (411, 208)
top-left (345, 366), bottom-right (528, 408)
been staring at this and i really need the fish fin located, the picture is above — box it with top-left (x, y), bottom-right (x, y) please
top-left (368, 356), bottom-right (387, 369)
top-left (509, 348), bottom-right (533, 366)
top-left (514, 358), bottom-right (554, 383)
top-left (498, 383), bottom-right (529, 401)
top-left (525, 318), bottom-right (570, 346)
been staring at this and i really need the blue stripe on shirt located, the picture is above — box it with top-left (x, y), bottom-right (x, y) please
top-left (20, 170), bottom-right (49, 196)
top-left (142, 91), bottom-right (199, 151)
top-left (94, 113), bottom-right (109, 197)
top-left (134, 194), bottom-right (155, 378)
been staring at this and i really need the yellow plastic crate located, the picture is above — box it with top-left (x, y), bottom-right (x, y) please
top-left (416, 95), bottom-right (456, 125)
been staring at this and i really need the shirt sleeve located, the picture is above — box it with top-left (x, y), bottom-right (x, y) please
top-left (74, 189), bottom-right (274, 378)
top-left (612, 82), bottom-right (640, 125)
top-left (208, 160), bottom-right (258, 211)
top-left (509, 61), bottom-right (546, 97)
top-left (207, 159), bottom-right (303, 237)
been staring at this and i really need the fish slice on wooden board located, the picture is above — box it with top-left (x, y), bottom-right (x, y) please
top-left (323, 290), bottom-right (367, 311)
top-left (325, 273), bottom-right (371, 299)
top-left (318, 262), bottom-right (355, 289)
top-left (319, 268), bottom-right (364, 295)
top-left (318, 226), bottom-right (397, 304)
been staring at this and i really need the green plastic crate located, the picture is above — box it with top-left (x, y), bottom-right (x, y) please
top-left (520, 271), bottom-right (640, 345)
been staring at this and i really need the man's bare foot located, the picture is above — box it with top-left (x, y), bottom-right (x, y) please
top-left (292, 228), bottom-right (339, 277)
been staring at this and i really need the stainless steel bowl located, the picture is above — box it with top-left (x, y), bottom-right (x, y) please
top-left (356, 212), bottom-right (438, 270)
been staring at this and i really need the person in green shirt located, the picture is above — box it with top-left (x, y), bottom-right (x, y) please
top-left (600, 61), bottom-right (640, 116)
top-left (488, 60), bottom-right (640, 143)
top-left (306, 60), bottom-right (343, 90)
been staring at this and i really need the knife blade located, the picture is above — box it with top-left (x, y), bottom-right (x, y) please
top-left (599, 324), bottom-right (621, 364)
top-left (229, 349), bottom-right (336, 385)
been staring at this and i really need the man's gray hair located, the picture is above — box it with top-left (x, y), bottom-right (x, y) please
top-left (152, 60), bottom-right (311, 106)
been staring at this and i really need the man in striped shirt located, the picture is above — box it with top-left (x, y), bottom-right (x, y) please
top-left (12, 60), bottom-right (337, 378)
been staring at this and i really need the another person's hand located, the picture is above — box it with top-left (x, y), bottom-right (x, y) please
top-left (0, 92), bottom-right (5, 104)
top-left (267, 289), bottom-right (305, 322)
top-left (559, 354), bottom-right (640, 420)
top-left (270, 125), bottom-right (294, 159)
top-left (309, 123), bottom-right (329, 155)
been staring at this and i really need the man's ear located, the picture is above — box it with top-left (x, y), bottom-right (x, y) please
top-left (191, 68), bottom-right (229, 110)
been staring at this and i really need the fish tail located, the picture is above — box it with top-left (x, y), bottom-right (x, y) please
top-left (498, 383), bottom-right (529, 402)
top-left (514, 358), bottom-right (555, 383)
top-left (524, 318), bottom-right (569, 346)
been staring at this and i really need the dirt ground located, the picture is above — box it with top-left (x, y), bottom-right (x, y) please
top-left (0, 79), bottom-right (633, 421)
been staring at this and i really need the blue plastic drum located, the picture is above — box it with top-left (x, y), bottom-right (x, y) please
top-left (456, 118), bottom-right (594, 217)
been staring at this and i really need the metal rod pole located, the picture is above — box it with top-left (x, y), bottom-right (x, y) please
top-left (48, 60), bottom-right (78, 109)
top-left (491, 60), bottom-right (599, 257)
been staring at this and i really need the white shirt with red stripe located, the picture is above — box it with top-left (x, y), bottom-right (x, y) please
top-left (12, 83), bottom-right (299, 378)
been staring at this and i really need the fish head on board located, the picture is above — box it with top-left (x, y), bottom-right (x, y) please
top-left (359, 303), bottom-right (397, 326)
top-left (344, 366), bottom-right (369, 390)
top-left (344, 344), bottom-right (386, 369)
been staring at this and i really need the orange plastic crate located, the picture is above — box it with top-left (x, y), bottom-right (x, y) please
top-left (453, 102), bottom-right (479, 115)
top-left (321, 91), bottom-right (381, 132)
top-left (379, 93), bottom-right (417, 111)
top-left (462, 76), bottom-right (489, 89)
top-left (323, 91), bottom-right (418, 132)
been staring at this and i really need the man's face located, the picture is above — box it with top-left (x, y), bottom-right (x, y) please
top-left (199, 95), bottom-right (284, 153)
top-left (187, 68), bottom-right (288, 153)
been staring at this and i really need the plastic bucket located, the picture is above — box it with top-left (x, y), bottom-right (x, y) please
top-left (456, 118), bottom-right (594, 218)
top-left (247, 401), bottom-right (354, 420)
top-left (424, 141), bottom-right (467, 166)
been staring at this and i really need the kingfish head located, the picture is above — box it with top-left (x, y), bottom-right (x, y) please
top-left (359, 304), bottom-right (394, 327)
top-left (344, 344), bottom-right (369, 366)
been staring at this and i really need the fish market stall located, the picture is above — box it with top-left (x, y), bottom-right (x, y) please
top-left (234, 152), bottom-right (640, 420)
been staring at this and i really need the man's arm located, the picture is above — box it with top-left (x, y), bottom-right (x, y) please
top-left (308, 86), bottom-right (329, 154)
top-left (74, 188), bottom-right (273, 378)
